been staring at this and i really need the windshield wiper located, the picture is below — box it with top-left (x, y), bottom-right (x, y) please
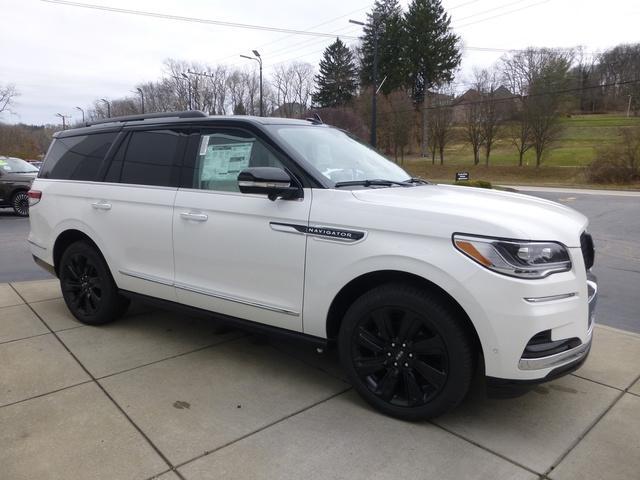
top-left (403, 177), bottom-right (431, 185)
top-left (334, 179), bottom-right (411, 188)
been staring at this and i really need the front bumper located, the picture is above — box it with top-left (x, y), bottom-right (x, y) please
top-left (518, 277), bottom-right (596, 371)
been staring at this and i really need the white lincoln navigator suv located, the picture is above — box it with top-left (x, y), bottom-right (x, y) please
top-left (28, 111), bottom-right (597, 420)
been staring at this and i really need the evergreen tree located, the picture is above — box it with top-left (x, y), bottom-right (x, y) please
top-left (312, 38), bottom-right (358, 108)
top-left (359, 0), bottom-right (407, 95)
top-left (405, 0), bottom-right (461, 101)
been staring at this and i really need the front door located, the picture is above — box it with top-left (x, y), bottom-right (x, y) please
top-left (172, 127), bottom-right (310, 331)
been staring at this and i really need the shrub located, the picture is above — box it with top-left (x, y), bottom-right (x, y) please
top-left (586, 127), bottom-right (640, 184)
top-left (455, 180), bottom-right (493, 189)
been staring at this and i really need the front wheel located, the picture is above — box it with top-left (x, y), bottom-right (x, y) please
top-left (339, 284), bottom-right (475, 421)
top-left (11, 191), bottom-right (29, 217)
top-left (59, 241), bottom-right (129, 325)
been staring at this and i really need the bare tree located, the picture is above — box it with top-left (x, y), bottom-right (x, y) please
top-left (502, 48), bottom-right (574, 167)
top-left (463, 99), bottom-right (484, 165)
top-left (431, 89), bottom-right (455, 165)
top-left (0, 83), bottom-right (19, 116)
top-left (507, 103), bottom-right (533, 166)
top-left (473, 68), bottom-right (504, 166)
top-left (271, 62), bottom-right (314, 117)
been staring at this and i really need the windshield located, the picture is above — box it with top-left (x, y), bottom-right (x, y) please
top-left (0, 157), bottom-right (39, 173)
top-left (269, 125), bottom-right (411, 185)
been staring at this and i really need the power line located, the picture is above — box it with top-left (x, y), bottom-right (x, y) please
top-left (374, 79), bottom-right (640, 117)
top-left (455, 0), bottom-right (552, 29)
top-left (453, 0), bottom-right (531, 23)
top-left (41, 0), bottom-right (361, 39)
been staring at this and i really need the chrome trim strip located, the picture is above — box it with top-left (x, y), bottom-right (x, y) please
top-left (518, 332), bottom-right (592, 370)
top-left (174, 281), bottom-right (299, 316)
top-left (587, 280), bottom-right (598, 304)
top-left (34, 178), bottom-right (178, 191)
top-left (119, 269), bottom-right (299, 316)
top-left (118, 269), bottom-right (174, 287)
top-left (238, 180), bottom-right (290, 189)
top-left (269, 223), bottom-right (305, 235)
top-left (27, 239), bottom-right (47, 250)
top-left (523, 292), bottom-right (577, 303)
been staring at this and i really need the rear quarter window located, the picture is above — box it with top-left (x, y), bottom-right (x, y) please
top-left (40, 133), bottom-right (117, 181)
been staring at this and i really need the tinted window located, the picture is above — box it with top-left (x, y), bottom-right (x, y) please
top-left (40, 133), bottom-right (117, 181)
top-left (193, 131), bottom-right (285, 192)
top-left (119, 130), bottom-right (183, 187)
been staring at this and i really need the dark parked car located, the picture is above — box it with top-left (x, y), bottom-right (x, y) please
top-left (0, 156), bottom-right (39, 216)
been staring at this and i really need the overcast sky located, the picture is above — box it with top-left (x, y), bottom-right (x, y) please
top-left (2, 0), bottom-right (639, 125)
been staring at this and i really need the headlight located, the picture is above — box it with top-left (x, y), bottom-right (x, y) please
top-left (453, 234), bottom-right (571, 279)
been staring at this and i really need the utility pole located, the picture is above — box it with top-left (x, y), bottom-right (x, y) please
top-left (181, 73), bottom-right (192, 110)
top-left (100, 98), bottom-right (111, 118)
top-left (350, 18), bottom-right (379, 148)
top-left (136, 87), bottom-right (145, 114)
top-left (55, 113), bottom-right (70, 130)
top-left (75, 106), bottom-right (85, 123)
top-left (627, 94), bottom-right (633, 117)
top-left (240, 50), bottom-right (263, 116)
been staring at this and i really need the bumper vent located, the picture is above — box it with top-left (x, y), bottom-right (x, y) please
top-left (580, 232), bottom-right (595, 270)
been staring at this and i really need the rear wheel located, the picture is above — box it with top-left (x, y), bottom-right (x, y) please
top-left (338, 284), bottom-right (474, 420)
top-left (11, 191), bottom-right (29, 217)
top-left (59, 241), bottom-right (129, 325)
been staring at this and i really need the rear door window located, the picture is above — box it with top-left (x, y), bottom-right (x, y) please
top-left (40, 133), bottom-right (117, 181)
top-left (118, 130), bottom-right (185, 187)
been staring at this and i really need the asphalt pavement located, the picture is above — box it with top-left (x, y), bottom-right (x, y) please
top-left (1, 186), bottom-right (638, 332)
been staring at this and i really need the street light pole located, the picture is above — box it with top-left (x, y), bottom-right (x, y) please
top-left (241, 50), bottom-right (263, 116)
top-left (350, 18), bottom-right (378, 148)
top-left (75, 106), bottom-right (85, 123)
top-left (136, 87), bottom-right (145, 114)
top-left (55, 113), bottom-right (69, 130)
top-left (100, 98), bottom-right (111, 118)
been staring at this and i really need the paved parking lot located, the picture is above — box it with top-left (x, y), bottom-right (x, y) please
top-left (2, 278), bottom-right (640, 480)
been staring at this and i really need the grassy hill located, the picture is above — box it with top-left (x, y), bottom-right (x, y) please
top-left (400, 114), bottom-right (640, 187)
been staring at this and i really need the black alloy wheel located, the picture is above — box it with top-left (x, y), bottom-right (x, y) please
top-left (59, 241), bottom-right (129, 325)
top-left (339, 284), bottom-right (474, 420)
top-left (352, 306), bottom-right (449, 407)
top-left (12, 191), bottom-right (29, 217)
top-left (62, 252), bottom-right (103, 317)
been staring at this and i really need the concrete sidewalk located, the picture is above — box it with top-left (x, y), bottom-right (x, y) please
top-left (1, 279), bottom-right (639, 480)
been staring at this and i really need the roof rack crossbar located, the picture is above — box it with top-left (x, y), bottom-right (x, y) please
top-left (85, 110), bottom-right (207, 126)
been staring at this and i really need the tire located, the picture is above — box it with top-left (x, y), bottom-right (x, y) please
top-left (11, 190), bottom-right (29, 217)
top-left (338, 283), bottom-right (474, 421)
top-left (59, 240), bottom-right (129, 325)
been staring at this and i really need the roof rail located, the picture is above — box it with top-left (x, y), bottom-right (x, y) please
top-left (85, 110), bottom-right (207, 127)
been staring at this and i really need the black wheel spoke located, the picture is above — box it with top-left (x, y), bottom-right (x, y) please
top-left (413, 335), bottom-right (446, 356)
top-left (397, 313), bottom-right (421, 343)
top-left (354, 356), bottom-right (387, 376)
top-left (356, 327), bottom-right (386, 354)
top-left (414, 360), bottom-right (446, 389)
top-left (67, 264), bottom-right (81, 281)
top-left (371, 309), bottom-right (393, 340)
top-left (376, 369), bottom-right (399, 401)
top-left (403, 370), bottom-right (424, 406)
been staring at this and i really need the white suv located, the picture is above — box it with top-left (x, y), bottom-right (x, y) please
top-left (28, 111), bottom-right (597, 420)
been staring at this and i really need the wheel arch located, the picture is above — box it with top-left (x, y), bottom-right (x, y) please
top-left (325, 270), bottom-right (483, 358)
top-left (53, 229), bottom-right (104, 276)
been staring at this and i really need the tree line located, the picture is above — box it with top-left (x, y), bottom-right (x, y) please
top-left (3, 0), bottom-right (640, 166)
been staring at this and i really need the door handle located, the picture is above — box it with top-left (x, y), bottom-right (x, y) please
top-left (180, 212), bottom-right (208, 222)
top-left (91, 201), bottom-right (112, 210)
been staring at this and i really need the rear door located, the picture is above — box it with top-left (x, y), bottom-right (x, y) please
top-left (94, 127), bottom-right (189, 300)
top-left (172, 127), bottom-right (310, 331)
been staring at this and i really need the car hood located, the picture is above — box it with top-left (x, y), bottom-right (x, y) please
top-left (351, 184), bottom-right (588, 247)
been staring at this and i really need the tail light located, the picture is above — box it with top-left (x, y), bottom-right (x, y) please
top-left (28, 190), bottom-right (42, 207)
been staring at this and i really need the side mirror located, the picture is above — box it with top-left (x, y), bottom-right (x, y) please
top-left (237, 167), bottom-right (301, 201)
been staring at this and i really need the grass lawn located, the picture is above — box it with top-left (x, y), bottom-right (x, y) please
top-left (395, 114), bottom-right (640, 188)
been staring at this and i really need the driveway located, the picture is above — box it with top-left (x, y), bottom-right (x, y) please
top-left (1, 279), bottom-right (640, 480)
